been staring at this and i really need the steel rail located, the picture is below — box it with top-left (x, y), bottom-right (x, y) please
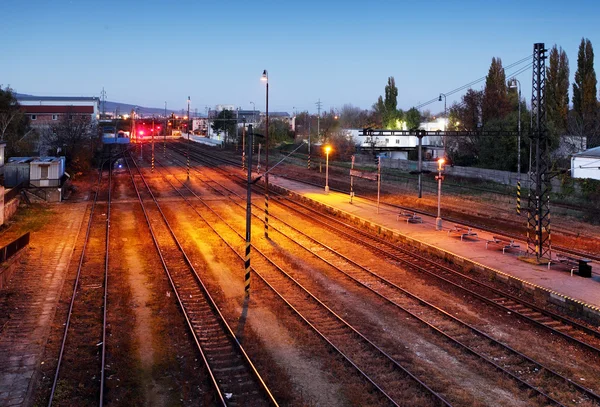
top-left (277, 197), bottom-right (600, 351)
top-left (167, 142), bottom-right (600, 345)
top-left (126, 151), bottom-right (277, 407)
top-left (164, 146), bottom-right (588, 406)
top-left (48, 157), bottom-right (112, 407)
top-left (149, 154), bottom-right (449, 406)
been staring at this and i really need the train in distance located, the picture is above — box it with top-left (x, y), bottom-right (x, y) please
top-left (102, 126), bottom-right (130, 144)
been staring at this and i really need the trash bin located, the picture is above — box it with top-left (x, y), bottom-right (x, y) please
top-left (578, 259), bottom-right (592, 278)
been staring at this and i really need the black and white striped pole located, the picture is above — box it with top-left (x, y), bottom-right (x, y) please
top-left (350, 155), bottom-right (355, 204)
top-left (151, 119), bottom-right (155, 172)
top-left (261, 69), bottom-right (269, 239)
top-left (245, 125), bottom-right (254, 295)
top-left (509, 78), bottom-right (522, 215)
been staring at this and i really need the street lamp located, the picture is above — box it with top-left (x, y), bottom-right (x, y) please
top-left (509, 78), bottom-right (522, 214)
top-left (250, 101), bottom-right (256, 124)
top-left (439, 93), bottom-right (447, 156)
top-left (261, 70), bottom-right (270, 238)
top-left (324, 145), bottom-right (331, 194)
top-left (435, 157), bottom-right (445, 231)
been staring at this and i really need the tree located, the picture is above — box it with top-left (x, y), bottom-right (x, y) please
top-left (339, 104), bottom-right (370, 129)
top-left (448, 89), bottom-right (483, 131)
top-left (572, 38), bottom-right (599, 147)
top-left (405, 107), bottom-right (420, 130)
top-left (0, 86), bottom-right (34, 156)
top-left (383, 77), bottom-right (398, 128)
top-left (372, 77), bottom-right (404, 129)
top-left (42, 107), bottom-right (97, 172)
top-left (546, 45), bottom-right (570, 135)
top-left (482, 57), bottom-right (510, 124)
top-left (211, 109), bottom-right (236, 144)
top-left (572, 38), bottom-right (597, 120)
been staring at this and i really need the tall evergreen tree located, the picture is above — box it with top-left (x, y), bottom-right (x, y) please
top-left (383, 76), bottom-right (399, 128)
top-left (572, 38), bottom-right (597, 120)
top-left (482, 57), bottom-right (510, 124)
top-left (546, 45), bottom-right (570, 135)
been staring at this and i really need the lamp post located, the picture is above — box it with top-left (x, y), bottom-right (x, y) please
top-left (250, 101), bottom-right (256, 124)
top-left (261, 70), bottom-right (269, 238)
top-left (164, 102), bottom-right (167, 157)
top-left (435, 157), bottom-right (445, 231)
top-left (509, 78), bottom-right (522, 214)
top-left (324, 145), bottom-right (331, 194)
top-left (439, 93), bottom-right (447, 156)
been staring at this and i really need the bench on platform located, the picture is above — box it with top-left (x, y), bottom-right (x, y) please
top-left (549, 253), bottom-right (592, 277)
top-left (397, 211), bottom-right (422, 223)
top-left (486, 236), bottom-right (520, 254)
top-left (448, 224), bottom-right (478, 241)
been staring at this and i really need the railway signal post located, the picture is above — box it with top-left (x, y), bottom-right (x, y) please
top-left (435, 158), bottom-right (445, 231)
top-left (245, 125), bottom-right (254, 295)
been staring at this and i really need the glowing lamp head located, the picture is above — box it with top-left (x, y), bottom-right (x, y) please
top-left (324, 145), bottom-right (332, 154)
top-left (139, 130), bottom-right (144, 136)
top-left (261, 69), bottom-right (268, 82)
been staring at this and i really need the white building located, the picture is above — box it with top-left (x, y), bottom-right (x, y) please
top-left (571, 146), bottom-right (600, 180)
top-left (354, 118), bottom-right (447, 160)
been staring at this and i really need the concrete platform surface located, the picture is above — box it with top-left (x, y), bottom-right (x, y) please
top-left (268, 175), bottom-right (600, 314)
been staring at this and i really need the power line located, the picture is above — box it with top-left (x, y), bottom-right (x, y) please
top-left (415, 54), bottom-right (533, 110)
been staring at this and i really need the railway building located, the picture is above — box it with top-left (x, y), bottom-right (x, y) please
top-left (571, 146), bottom-right (600, 180)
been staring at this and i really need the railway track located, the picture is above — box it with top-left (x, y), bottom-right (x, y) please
top-left (126, 151), bottom-right (277, 406)
top-left (171, 144), bottom-right (600, 406)
top-left (178, 140), bottom-right (600, 272)
top-left (156, 143), bottom-right (600, 405)
top-left (147, 154), bottom-right (450, 406)
top-left (48, 160), bottom-right (112, 406)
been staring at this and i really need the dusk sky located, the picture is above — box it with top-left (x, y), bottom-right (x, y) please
top-left (1, 0), bottom-right (599, 115)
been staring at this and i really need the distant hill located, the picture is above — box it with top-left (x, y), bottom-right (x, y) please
top-left (102, 100), bottom-right (175, 117)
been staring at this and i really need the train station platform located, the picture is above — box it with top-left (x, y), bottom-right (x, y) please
top-left (267, 175), bottom-right (600, 323)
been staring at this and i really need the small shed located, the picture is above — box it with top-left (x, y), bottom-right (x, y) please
top-left (30, 157), bottom-right (66, 187)
top-left (571, 146), bottom-right (600, 180)
top-left (4, 157), bottom-right (34, 187)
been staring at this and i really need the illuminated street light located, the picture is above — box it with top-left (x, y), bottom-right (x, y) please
top-left (261, 69), bottom-right (270, 238)
top-left (324, 145), bottom-right (331, 194)
top-left (435, 157), bottom-right (445, 231)
top-left (439, 93), bottom-right (447, 155)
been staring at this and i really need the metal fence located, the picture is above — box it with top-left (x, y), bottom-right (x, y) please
top-left (0, 232), bottom-right (30, 263)
top-left (4, 182), bottom-right (24, 203)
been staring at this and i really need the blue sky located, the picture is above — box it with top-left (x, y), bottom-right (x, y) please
top-left (1, 0), bottom-right (599, 115)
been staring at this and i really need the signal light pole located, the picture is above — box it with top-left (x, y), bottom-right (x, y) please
top-left (435, 158), bottom-right (445, 231)
top-left (187, 96), bottom-right (190, 179)
top-left (324, 145), bottom-right (331, 194)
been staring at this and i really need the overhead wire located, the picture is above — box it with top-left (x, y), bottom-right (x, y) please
top-left (415, 54), bottom-right (533, 110)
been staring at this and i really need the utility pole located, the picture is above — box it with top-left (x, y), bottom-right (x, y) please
top-left (100, 87), bottom-right (107, 119)
top-left (316, 99), bottom-right (322, 143)
top-left (527, 43), bottom-right (551, 262)
top-left (164, 102), bottom-right (167, 157)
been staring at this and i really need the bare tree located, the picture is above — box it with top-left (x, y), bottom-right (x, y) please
top-left (0, 109), bottom-right (23, 140)
top-left (42, 108), bottom-right (97, 172)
